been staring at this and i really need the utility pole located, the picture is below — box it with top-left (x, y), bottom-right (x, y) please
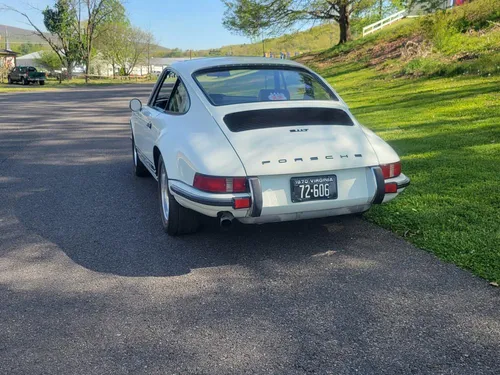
top-left (261, 29), bottom-right (265, 57)
top-left (147, 35), bottom-right (151, 74)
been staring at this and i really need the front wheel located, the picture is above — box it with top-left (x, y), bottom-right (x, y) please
top-left (39, 80), bottom-right (45, 86)
top-left (158, 156), bottom-right (199, 235)
top-left (8, 77), bottom-right (12, 84)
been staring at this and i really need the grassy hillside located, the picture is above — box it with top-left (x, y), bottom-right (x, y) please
top-left (298, 0), bottom-right (500, 283)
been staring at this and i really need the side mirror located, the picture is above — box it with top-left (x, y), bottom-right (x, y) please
top-left (129, 98), bottom-right (142, 112)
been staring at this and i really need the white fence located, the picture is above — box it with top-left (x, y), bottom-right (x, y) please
top-left (362, 10), bottom-right (407, 37)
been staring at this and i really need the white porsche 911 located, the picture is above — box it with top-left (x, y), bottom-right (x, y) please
top-left (129, 57), bottom-right (409, 235)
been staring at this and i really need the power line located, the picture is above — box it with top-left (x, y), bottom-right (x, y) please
top-left (1, 41), bottom-right (50, 45)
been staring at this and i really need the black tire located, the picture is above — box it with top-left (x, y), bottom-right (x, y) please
top-left (132, 136), bottom-right (149, 177)
top-left (8, 77), bottom-right (12, 84)
top-left (22, 77), bottom-right (28, 86)
top-left (39, 80), bottom-right (45, 86)
top-left (158, 155), bottom-right (199, 235)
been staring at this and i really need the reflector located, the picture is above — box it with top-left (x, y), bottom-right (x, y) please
top-left (233, 197), bottom-right (251, 209)
top-left (385, 183), bottom-right (398, 194)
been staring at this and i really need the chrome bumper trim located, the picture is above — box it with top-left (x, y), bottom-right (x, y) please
top-left (397, 176), bottom-right (411, 189)
top-left (170, 182), bottom-right (251, 208)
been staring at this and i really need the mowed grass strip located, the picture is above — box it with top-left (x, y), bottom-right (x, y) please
top-left (0, 77), bottom-right (156, 93)
top-left (324, 63), bottom-right (500, 282)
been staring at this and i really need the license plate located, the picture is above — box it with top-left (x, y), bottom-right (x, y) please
top-left (290, 175), bottom-right (338, 203)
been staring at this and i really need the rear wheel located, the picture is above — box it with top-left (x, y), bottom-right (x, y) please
top-left (158, 155), bottom-right (199, 235)
top-left (132, 136), bottom-right (149, 177)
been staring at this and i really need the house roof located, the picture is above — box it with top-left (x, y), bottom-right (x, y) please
top-left (17, 51), bottom-right (43, 60)
top-left (0, 49), bottom-right (18, 56)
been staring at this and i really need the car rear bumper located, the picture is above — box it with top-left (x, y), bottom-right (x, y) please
top-left (238, 204), bottom-right (371, 224)
top-left (169, 168), bottom-right (409, 222)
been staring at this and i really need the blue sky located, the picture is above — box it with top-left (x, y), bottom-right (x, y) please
top-left (0, 0), bottom-right (251, 49)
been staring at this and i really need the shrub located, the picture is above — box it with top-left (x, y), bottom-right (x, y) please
top-left (401, 57), bottom-right (444, 76)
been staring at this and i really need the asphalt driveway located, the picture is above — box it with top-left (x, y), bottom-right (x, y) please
top-left (0, 85), bottom-right (499, 374)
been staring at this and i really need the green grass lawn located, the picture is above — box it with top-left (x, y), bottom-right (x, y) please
top-left (319, 62), bottom-right (500, 283)
top-left (0, 77), bottom-right (156, 93)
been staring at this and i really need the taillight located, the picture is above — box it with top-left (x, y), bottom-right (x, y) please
top-left (380, 162), bottom-right (401, 179)
top-left (193, 174), bottom-right (248, 193)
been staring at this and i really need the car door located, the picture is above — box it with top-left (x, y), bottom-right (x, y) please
top-left (27, 66), bottom-right (36, 79)
top-left (17, 67), bottom-right (26, 80)
top-left (133, 103), bottom-right (159, 168)
top-left (137, 70), bottom-right (179, 164)
top-left (10, 68), bottom-right (19, 81)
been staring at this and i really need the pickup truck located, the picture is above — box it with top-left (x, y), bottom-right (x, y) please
top-left (8, 66), bottom-right (46, 85)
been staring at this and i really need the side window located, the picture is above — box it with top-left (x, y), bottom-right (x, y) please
top-left (167, 81), bottom-right (190, 114)
top-left (153, 71), bottom-right (177, 110)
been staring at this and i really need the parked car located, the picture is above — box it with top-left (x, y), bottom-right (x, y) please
top-left (8, 66), bottom-right (46, 85)
top-left (129, 57), bottom-right (410, 235)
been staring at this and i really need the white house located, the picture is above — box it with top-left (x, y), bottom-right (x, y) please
top-left (16, 51), bottom-right (191, 77)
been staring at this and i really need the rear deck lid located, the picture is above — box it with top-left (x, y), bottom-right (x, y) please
top-left (210, 102), bottom-right (379, 176)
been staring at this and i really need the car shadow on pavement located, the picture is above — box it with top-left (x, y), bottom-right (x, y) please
top-left (13, 155), bottom-right (360, 278)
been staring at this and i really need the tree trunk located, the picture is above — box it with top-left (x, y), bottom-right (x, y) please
top-left (66, 62), bottom-right (73, 80)
top-left (338, 5), bottom-right (351, 44)
top-left (85, 55), bottom-right (90, 83)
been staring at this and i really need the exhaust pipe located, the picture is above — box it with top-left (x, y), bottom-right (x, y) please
top-left (219, 212), bottom-right (234, 230)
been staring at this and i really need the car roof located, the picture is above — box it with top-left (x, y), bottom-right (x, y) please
top-left (171, 57), bottom-right (306, 76)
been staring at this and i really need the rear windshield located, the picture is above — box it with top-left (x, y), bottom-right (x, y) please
top-left (193, 66), bottom-right (337, 106)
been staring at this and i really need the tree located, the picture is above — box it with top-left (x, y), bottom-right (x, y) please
top-left (222, 0), bottom-right (376, 45)
top-left (5, 0), bottom-right (83, 79)
top-left (94, 21), bottom-right (128, 77)
top-left (35, 51), bottom-right (63, 73)
top-left (119, 27), bottom-right (151, 75)
top-left (407, 0), bottom-right (448, 13)
top-left (71, 0), bottom-right (126, 82)
top-left (96, 23), bottom-right (152, 76)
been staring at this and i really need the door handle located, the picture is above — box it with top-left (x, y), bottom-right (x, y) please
top-left (146, 122), bottom-right (152, 129)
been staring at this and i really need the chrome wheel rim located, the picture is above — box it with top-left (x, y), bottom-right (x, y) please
top-left (160, 164), bottom-right (169, 221)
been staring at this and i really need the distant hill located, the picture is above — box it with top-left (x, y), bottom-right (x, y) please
top-left (192, 23), bottom-right (340, 57)
top-left (0, 24), bottom-right (50, 44)
top-left (0, 24), bottom-right (51, 55)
